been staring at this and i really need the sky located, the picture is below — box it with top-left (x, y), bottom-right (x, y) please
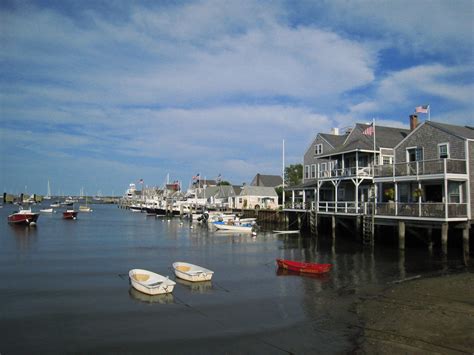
top-left (1, 0), bottom-right (473, 196)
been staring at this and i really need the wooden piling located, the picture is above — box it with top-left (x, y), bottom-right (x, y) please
top-left (463, 225), bottom-right (470, 261)
top-left (441, 223), bottom-right (448, 254)
top-left (398, 221), bottom-right (405, 250)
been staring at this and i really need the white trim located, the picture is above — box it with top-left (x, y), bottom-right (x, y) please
top-left (394, 121), bottom-right (427, 150)
top-left (315, 143), bottom-right (323, 155)
top-left (465, 140), bottom-right (471, 219)
top-left (437, 142), bottom-right (450, 159)
top-left (406, 146), bottom-right (424, 162)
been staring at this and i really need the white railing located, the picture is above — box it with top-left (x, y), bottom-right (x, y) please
top-left (318, 166), bottom-right (372, 179)
top-left (374, 158), bottom-right (466, 178)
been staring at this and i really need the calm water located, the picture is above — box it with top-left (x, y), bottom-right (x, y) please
top-left (0, 204), bottom-right (470, 354)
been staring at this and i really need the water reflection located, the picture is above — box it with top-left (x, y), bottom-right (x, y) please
top-left (9, 224), bottom-right (38, 250)
top-left (128, 287), bottom-right (174, 304)
top-left (174, 278), bottom-right (213, 293)
top-left (276, 268), bottom-right (331, 282)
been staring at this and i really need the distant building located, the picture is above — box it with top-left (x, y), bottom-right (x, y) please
top-left (250, 174), bottom-right (283, 188)
top-left (232, 186), bottom-right (279, 210)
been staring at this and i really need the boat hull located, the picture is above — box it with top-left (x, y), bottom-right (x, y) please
top-left (173, 262), bottom-right (214, 282)
top-left (63, 211), bottom-right (78, 219)
top-left (213, 221), bottom-right (255, 233)
top-left (276, 259), bottom-right (332, 274)
top-left (129, 269), bottom-right (176, 295)
top-left (8, 212), bottom-right (40, 225)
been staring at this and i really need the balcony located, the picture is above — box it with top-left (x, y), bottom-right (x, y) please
top-left (374, 158), bottom-right (466, 178)
top-left (318, 166), bottom-right (373, 179)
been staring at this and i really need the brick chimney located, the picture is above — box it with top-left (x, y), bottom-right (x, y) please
top-left (410, 114), bottom-right (418, 130)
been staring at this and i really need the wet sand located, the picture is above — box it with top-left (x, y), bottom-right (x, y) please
top-left (356, 272), bottom-right (474, 354)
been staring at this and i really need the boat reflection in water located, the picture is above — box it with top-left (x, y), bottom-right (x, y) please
top-left (174, 278), bottom-right (213, 294)
top-left (276, 268), bottom-right (331, 282)
top-left (128, 287), bottom-right (174, 304)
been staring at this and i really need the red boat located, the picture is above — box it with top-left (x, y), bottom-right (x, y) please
top-left (63, 210), bottom-right (78, 220)
top-left (8, 208), bottom-right (40, 226)
top-left (276, 259), bottom-right (332, 274)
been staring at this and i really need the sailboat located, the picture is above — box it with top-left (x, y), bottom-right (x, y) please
top-left (44, 180), bottom-right (52, 200)
top-left (79, 195), bottom-right (92, 212)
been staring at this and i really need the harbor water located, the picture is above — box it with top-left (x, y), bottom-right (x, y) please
top-left (0, 204), bottom-right (471, 354)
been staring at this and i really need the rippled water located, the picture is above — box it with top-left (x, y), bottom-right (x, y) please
top-left (0, 204), bottom-right (470, 354)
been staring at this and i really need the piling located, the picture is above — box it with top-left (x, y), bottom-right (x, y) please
top-left (398, 221), bottom-right (405, 251)
top-left (463, 225), bottom-right (470, 261)
top-left (441, 223), bottom-right (448, 254)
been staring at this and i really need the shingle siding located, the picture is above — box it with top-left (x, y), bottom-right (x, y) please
top-left (395, 123), bottom-right (466, 163)
top-left (303, 135), bottom-right (335, 182)
top-left (469, 140), bottom-right (474, 219)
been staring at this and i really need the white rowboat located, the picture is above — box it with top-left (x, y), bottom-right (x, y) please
top-left (213, 221), bottom-right (256, 233)
top-left (129, 269), bottom-right (176, 295)
top-left (172, 262), bottom-right (214, 282)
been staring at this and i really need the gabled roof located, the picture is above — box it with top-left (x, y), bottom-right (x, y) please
top-left (320, 123), bottom-right (410, 156)
top-left (251, 174), bottom-right (283, 187)
top-left (427, 121), bottom-right (474, 140)
top-left (240, 186), bottom-right (278, 197)
top-left (319, 133), bottom-right (347, 147)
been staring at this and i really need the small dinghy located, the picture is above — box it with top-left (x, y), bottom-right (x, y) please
top-left (172, 262), bottom-right (214, 282)
top-left (129, 269), bottom-right (176, 295)
top-left (276, 259), bottom-right (332, 274)
top-left (40, 208), bottom-right (53, 213)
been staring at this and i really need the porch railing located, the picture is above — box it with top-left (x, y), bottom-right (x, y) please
top-left (318, 166), bottom-right (372, 179)
top-left (374, 158), bottom-right (466, 178)
top-left (285, 200), bottom-right (468, 219)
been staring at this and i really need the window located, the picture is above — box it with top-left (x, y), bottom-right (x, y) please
top-left (382, 156), bottom-right (393, 165)
top-left (448, 182), bottom-right (461, 203)
top-left (304, 165), bottom-right (310, 179)
top-left (438, 143), bottom-right (449, 159)
top-left (407, 147), bottom-right (423, 162)
top-left (315, 143), bottom-right (323, 155)
top-left (311, 164), bottom-right (316, 178)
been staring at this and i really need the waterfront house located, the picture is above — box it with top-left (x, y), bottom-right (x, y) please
top-left (250, 174), bottom-right (283, 188)
top-left (373, 118), bottom-right (473, 222)
top-left (288, 123), bottom-right (409, 212)
top-left (232, 186), bottom-right (279, 210)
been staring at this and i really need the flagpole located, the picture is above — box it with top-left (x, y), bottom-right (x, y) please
top-left (282, 139), bottom-right (285, 207)
top-left (428, 105), bottom-right (431, 121)
top-left (373, 118), bottom-right (376, 172)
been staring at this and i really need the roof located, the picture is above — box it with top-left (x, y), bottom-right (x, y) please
top-left (240, 186), bottom-right (278, 197)
top-left (250, 174), bottom-right (283, 187)
top-left (319, 133), bottom-right (347, 147)
top-left (284, 180), bottom-right (318, 191)
top-left (320, 123), bottom-right (410, 156)
top-left (426, 121), bottom-right (474, 140)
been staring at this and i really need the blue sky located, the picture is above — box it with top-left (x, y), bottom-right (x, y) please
top-left (1, 0), bottom-right (473, 196)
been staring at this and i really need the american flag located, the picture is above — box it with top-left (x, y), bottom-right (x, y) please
top-left (415, 105), bottom-right (429, 114)
top-left (362, 124), bottom-right (374, 136)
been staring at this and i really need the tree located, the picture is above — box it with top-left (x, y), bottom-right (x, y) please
top-left (217, 181), bottom-right (230, 186)
top-left (284, 164), bottom-right (303, 186)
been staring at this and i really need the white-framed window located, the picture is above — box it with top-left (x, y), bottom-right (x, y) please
top-left (438, 143), bottom-right (449, 159)
top-left (304, 165), bottom-right (310, 179)
top-left (311, 164), bottom-right (316, 178)
top-left (406, 147), bottom-right (423, 162)
top-left (382, 156), bottom-right (393, 165)
top-left (315, 143), bottom-right (323, 155)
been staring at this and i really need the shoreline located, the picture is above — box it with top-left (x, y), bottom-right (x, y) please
top-left (355, 271), bottom-right (474, 354)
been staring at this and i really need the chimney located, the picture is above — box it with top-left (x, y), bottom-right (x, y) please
top-left (331, 127), bottom-right (339, 135)
top-left (410, 114), bottom-right (418, 130)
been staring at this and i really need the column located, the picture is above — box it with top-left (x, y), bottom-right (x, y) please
top-left (398, 221), bottom-right (405, 250)
top-left (441, 223), bottom-right (448, 254)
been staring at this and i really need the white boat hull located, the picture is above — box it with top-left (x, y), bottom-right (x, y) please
top-left (129, 269), bottom-right (176, 295)
top-left (213, 222), bottom-right (255, 233)
top-left (172, 262), bottom-right (214, 282)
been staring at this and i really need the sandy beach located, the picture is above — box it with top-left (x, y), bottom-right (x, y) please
top-left (356, 272), bottom-right (474, 354)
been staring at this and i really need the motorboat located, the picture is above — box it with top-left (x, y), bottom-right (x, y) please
top-left (172, 262), bottom-right (214, 282)
top-left (129, 269), bottom-right (176, 295)
top-left (40, 208), bottom-right (53, 213)
top-left (213, 220), bottom-right (257, 234)
top-left (276, 259), bottom-right (332, 274)
top-left (8, 207), bottom-right (40, 226)
top-left (63, 210), bottom-right (78, 219)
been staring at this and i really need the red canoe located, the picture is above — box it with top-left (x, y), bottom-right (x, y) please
top-left (276, 259), bottom-right (332, 274)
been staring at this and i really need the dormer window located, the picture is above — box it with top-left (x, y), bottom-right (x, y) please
top-left (315, 143), bottom-right (323, 155)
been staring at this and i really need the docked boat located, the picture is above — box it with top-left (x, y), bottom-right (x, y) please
top-left (8, 207), bottom-right (40, 226)
top-left (40, 208), bottom-right (53, 213)
top-left (172, 262), bottom-right (214, 282)
top-left (129, 269), bottom-right (176, 295)
top-left (63, 210), bottom-right (78, 219)
top-left (50, 201), bottom-right (60, 208)
top-left (276, 259), bottom-right (332, 274)
top-left (213, 220), bottom-right (257, 233)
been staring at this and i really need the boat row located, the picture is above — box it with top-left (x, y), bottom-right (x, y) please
top-left (129, 262), bottom-right (214, 295)
top-left (7, 206), bottom-right (81, 225)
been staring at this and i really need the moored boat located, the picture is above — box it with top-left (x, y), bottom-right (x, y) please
top-left (172, 262), bottom-right (214, 282)
top-left (79, 205), bottom-right (92, 212)
top-left (40, 208), bottom-right (53, 213)
top-left (129, 269), bottom-right (176, 295)
top-left (276, 259), bottom-right (332, 274)
top-left (8, 207), bottom-right (40, 226)
top-left (63, 210), bottom-right (78, 219)
top-left (213, 220), bottom-right (257, 234)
